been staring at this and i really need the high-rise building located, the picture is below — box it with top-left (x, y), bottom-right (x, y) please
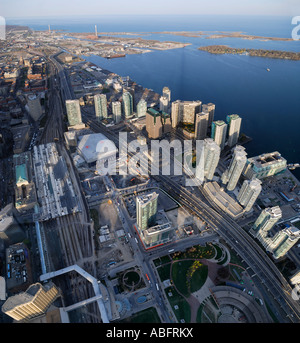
top-left (26, 94), bottom-right (43, 121)
top-left (112, 101), bottom-right (122, 123)
top-left (136, 98), bottom-right (147, 117)
top-left (161, 111), bottom-right (172, 134)
top-left (136, 192), bottom-right (159, 231)
top-left (203, 138), bottom-right (221, 180)
top-left (143, 223), bottom-right (174, 248)
top-left (122, 91), bottom-right (133, 118)
top-left (162, 86), bottom-right (171, 102)
top-left (221, 145), bottom-right (247, 191)
top-left (171, 100), bottom-right (182, 128)
top-left (250, 206), bottom-right (282, 239)
top-left (66, 99), bottom-right (82, 126)
top-left (146, 108), bottom-right (163, 139)
top-left (195, 112), bottom-right (209, 140)
top-left (243, 151), bottom-right (287, 180)
top-left (94, 94), bottom-right (107, 120)
top-left (181, 101), bottom-right (202, 124)
top-left (1, 282), bottom-right (60, 322)
top-left (159, 96), bottom-right (169, 113)
top-left (211, 120), bottom-right (227, 150)
top-left (202, 103), bottom-right (215, 128)
top-left (226, 114), bottom-right (242, 147)
top-left (237, 178), bottom-right (262, 212)
top-left (266, 226), bottom-right (300, 259)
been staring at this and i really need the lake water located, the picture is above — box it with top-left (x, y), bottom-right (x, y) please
top-left (8, 15), bottom-right (300, 179)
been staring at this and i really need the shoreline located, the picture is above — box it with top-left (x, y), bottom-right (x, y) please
top-left (198, 45), bottom-right (300, 61)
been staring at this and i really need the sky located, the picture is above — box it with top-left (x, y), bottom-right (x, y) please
top-left (1, 0), bottom-right (300, 18)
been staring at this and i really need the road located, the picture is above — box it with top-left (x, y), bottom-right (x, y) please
top-left (54, 58), bottom-right (300, 323)
top-left (82, 115), bottom-right (300, 323)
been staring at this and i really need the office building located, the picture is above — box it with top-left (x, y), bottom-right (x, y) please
top-left (203, 138), bottom-right (221, 180)
top-left (226, 114), bottom-right (242, 147)
top-left (211, 120), bottom-right (227, 150)
top-left (136, 98), bottom-right (147, 117)
top-left (94, 94), bottom-right (107, 120)
top-left (142, 223), bottom-right (174, 249)
top-left (1, 282), bottom-right (60, 322)
top-left (202, 103), bottom-right (215, 127)
top-left (66, 99), bottom-right (82, 127)
top-left (13, 152), bottom-right (37, 212)
top-left (237, 178), bottom-right (262, 212)
top-left (243, 151), bottom-right (287, 180)
top-left (112, 101), bottom-right (122, 123)
top-left (122, 91), bottom-right (133, 118)
top-left (26, 94), bottom-right (43, 121)
top-left (195, 112), bottom-right (209, 140)
top-left (136, 192), bottom-right (158, 231)
top-left (221, 145), bottom-right (247, 191)
top-left (251, 206), bottom-right (282, 239)
top-left (146, 108), bottom-right (163, 139)
top-left (266, 226), bottom-right (300, 259)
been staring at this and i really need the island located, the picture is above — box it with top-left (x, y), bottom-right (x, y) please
top-left (198, 45), bottom-right (300, 61)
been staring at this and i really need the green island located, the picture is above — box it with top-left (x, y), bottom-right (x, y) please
top-left (198, 45), bottom-right (300, 61)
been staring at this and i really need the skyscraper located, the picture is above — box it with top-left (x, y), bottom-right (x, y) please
top-left (26, 94), bottom-right (43, 121)
top-left (94, 94), bottom-right (108, 120)
top-left (237, 178), bottom-right (262, 212)
top-left (122, 91), bottom-right (133, 118)
top-left (66, 99), bottom-right (82, 126)
top-left (221, 145), bottom-right (247, 191)
top-left (250, 206), bottom-right (282, 239)
top-left (202, 103), bottom-right (215, 128)
top-left (171, 100), bottom-right (181, 128)
top-left (266, 226), bottom-right (300, 259)
top-left (146, 108), bottom-right (163, 139)
top-left (2, 282), bottom-right (60, 322)
top-left (159, 96), bottom-right (169, 113)
top-left (226, 114), bottom-right (242, 147)
top-left (211, 120), bottom-right (227, 150)
top-left (195, 112), bottom-right (209, 140)
top-left (162, 86), bottom-right (171, 102)
top-left (203, 138), bottom-right (221, 180)
top-left (136, 192), bottom-right (159, 231)
top-left (136, 98), bottom-right (147, 117)
top-left (112, 101), bottom-right (122, 123)
top-left (181, 101), bottom-right (202, 124)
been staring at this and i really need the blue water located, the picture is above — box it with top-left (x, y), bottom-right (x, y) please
top-left (8, 15), bottom-right (300, 179)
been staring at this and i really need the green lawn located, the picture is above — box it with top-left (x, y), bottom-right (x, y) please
top-left (190, 265), bottom-right (208, 293)
top-left (157, 263), bottom-right (171, 282)
top-left (165, 286), bottom-right (191, 323)
top-left (119, 307), bottom-right (161, 323)
top-left (171, 260), bottom-right (194, 297)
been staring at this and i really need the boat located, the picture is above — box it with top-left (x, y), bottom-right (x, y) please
top-left (287, 163), bottom-right (300, 170)
top-left (106, 54), bottom-right (126, 59)
top-left (266, 68), bottom-right (270, 72)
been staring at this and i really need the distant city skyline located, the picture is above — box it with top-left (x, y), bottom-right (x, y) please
top-left (2, 0), bottom-right (300, 19)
